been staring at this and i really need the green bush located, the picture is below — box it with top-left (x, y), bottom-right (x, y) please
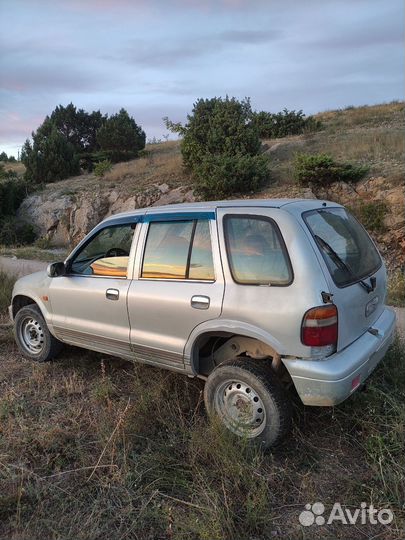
top-left (0, 176), bottom-right (30, 216)
top-left (294, 153), bottom-right (368, 187)
top-left (0, 216), bottom-right (36, 246)
top-left (252, 109), bottom-right (321, 138)
top-left (194, 153), bottom-right (269, 199)
top-left (94, 159), bottom-right (112, 177)
top-left (165, 97), bottom-right (268, 198)
top-left (350, 201), bottom-right (388, 233)
top-left (176, 97), bottom-right (262, 169)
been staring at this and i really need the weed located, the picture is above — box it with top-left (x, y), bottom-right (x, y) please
top-left (387, 271), bottom-right (405, 307)
top-left (349, 200), bottom-right (389, 233)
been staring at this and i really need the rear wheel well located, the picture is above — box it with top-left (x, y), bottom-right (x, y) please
top-left (12, 295), bottom-right (37, 318)
top-left (191, 332), bottom-right (287, 379)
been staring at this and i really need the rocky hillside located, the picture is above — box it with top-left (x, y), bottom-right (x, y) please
top-left (17, 102), bottom-right (405, 269)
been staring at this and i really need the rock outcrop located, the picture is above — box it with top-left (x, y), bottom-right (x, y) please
top-left (17, 176), bottom-right (404, 270)
top-left (17, 184), bottom-right (196, 247)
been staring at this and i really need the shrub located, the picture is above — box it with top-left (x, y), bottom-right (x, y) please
top-left (176, 97), bottom-right (262, 169)
top-left (0, 216), bottom-right (36, 246)
top-left (350, 201), bottom-right (388, 233)
top-left (96, 109), bottom-right (146, 163)
top-left (294, 153), bottom-right (368, 187)
top-left (251, 109), bottom-right (321, 138)
top-left (194, 153), bottom-right (269, 199)
top-left (94, 159), bottom-right (112, 177)
top-left (0, 176), bottom-right (29, 217)
top-left (165, 97), bottom-right (268, 198)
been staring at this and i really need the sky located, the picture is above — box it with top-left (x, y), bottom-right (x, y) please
top-left (0, 0), bottom-right (403, 157)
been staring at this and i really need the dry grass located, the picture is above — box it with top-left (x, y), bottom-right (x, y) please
top-left (0, 246), bottom-right (68, 263)
top-left (314, 101), bottom-right (405, 131)
top-left (0, 161), bottom-right (25, 176)
top-left (103, 147), bottom-right (185, 190)
top-left (35, 140), bottom-right (190, 200)
top-left (264, 128), bottom-right (404, 186)
top-left (0, 338), bottom-right (403, 539)
top-left (388, 271), bottom-right (405, 307)
top-left (263, 101), bottom-right (405, 186)
top-left (0, 270), bottom-right (404, 539)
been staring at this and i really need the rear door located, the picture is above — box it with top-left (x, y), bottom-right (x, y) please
top-left (303, 207), bottom-right (386, 350)
top-left (127, 213), bottom-right (224, 370)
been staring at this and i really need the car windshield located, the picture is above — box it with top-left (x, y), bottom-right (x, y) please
top-left (303, 208), bottom-right (381, 287)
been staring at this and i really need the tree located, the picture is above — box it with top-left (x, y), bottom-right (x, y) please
top-left (21, 121), bottom-right (80, 184)
top-left (49, 103), bottom-right (106, 154)
top-left (0, 151), bottom-right (8, 161)
top-left (96, 108), bottom-right (146, 162)
top-left (165, 97), bottom-right (269, 198)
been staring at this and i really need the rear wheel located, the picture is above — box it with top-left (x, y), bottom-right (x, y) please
top-left (204, 358), bottom-right (292, 447)
top-left (14, 304), bottom-right (63, 362)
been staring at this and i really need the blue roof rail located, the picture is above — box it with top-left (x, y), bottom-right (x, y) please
top-left (142, 211), bottom-right (216, 222)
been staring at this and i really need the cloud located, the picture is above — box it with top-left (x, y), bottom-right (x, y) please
top-left (123, 28), bottom-right (282, 67)
top-left (218, 29), bottom-right (282, 44)
top-left (0, 0), bottom-right (403, 157)
top-left (0, 62), bottom-right (105, 94)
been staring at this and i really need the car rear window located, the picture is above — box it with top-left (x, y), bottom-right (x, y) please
top-left (224, 215), bottom-right (292, 285)
top-left (303, 208), bottom-right (381, 287)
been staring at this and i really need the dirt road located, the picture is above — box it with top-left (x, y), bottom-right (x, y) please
top-left (0, 256), bottom-right (47, 278)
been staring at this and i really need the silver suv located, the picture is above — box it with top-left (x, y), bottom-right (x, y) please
top-left (10, 199), bottom-right (396, 447)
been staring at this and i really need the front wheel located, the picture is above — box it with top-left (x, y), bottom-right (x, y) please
top-left (14, 304), bottom-right (63, 362)
top-left (204, 358), bottom-right (292, 448)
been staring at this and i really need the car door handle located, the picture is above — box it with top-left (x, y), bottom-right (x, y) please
top-left (191, 295), bottom-right (210, 310)
top-left (106, 288), bottom-right (119, 300)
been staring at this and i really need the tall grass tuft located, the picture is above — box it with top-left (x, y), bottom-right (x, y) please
top-left (0, 267), bottom-right (15, 316)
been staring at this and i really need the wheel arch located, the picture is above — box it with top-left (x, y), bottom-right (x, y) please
top-left (185, 320), bottom-right (285, 376)
top-left (11, 294), bottom-right (51, 324)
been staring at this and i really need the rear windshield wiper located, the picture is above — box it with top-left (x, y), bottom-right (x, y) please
top-left (314, 235), bottom-right (374, 293)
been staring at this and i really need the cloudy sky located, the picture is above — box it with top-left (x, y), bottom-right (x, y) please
top-left (0, 0), bottom-right (403, 157)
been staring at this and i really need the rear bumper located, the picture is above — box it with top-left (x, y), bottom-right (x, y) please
top-left (282, 307), bottom-right (396, 406)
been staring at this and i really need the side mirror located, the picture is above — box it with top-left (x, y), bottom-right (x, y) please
top-left (47, 261), bottom-right (66, 278)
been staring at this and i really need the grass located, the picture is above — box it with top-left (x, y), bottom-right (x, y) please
top-left (0, 268), bottom-right (15, 319)
top-left (348, 200), bottom-right (389, 234)
top-left (0, 161), bottom-right (25, 176)
top-left (387, 271), bottom-right (405, 307)
top-left (0, 275), bottom-right (404, 539)
top-left (0, 245), bottom-right (68, 262)
top-left (34, 141), bottom-right (189, 200)
top-left (314, 101), bottom-right (405, 131)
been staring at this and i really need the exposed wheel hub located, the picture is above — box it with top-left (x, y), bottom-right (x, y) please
top-left (214, 379), bottom-right (266, 438)
top-left (19, 317), bottom-right (44, 354)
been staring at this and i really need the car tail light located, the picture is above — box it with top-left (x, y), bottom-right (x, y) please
top-left (301, 305), bottom-right (338, 347)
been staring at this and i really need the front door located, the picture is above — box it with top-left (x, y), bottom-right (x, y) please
top-left (48, 223), bottom-right (136, 359)
top-left (127, 215), bottom-right (224, 371)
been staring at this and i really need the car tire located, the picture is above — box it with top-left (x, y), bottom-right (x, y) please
top-left (204, 358), bottom-right (292, 448)
top-left (14, 304), bottom-right (64, 362)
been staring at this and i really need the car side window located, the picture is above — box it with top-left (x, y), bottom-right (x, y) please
top-left (141, 219), bottom-right (215, 280)
top-left (70, 224), bottom-right (135, 277)
top-left (224, 215), bottom-right (292, 285)
top-left (189, 220), bottom-right (215, 280)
